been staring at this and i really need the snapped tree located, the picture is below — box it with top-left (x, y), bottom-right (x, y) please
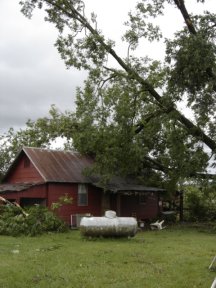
top-left (12, 0), bottom-right (216, 189)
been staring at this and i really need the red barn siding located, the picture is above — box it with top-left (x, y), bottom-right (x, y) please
top-left (111, 193), bottom-right (159, 220)
top-left (2, 182), bottom-right (103, 225)
top-left (5, 154), bottom-right (43, 184)
top-left (47, 183), bottom-right (102, 224)
top-left (0, 148), bottom-right (163, 225)
top-left (3, 184), bottom-right (47, 205)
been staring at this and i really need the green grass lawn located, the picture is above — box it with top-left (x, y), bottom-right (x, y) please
top-left (0, 225), bottom-right (215, 288)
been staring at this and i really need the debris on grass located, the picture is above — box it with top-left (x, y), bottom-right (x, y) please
top-left (11, 250), bottom-right (20, 254)
top-left (209, 256), bottom-right (216, 271)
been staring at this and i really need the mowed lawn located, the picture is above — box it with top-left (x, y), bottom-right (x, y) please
top-left (0, 226), bottom-right (215, 288)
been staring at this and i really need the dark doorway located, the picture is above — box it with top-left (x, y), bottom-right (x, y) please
top-left (20, 198), bottom-right (46, 207)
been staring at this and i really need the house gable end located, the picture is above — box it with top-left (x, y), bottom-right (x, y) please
top-left (3, 150), bottom-right (45, 184)
top-left (2, 147), bottom-right (94, 184)
top-left (22, 147), bottom-right (94, 183)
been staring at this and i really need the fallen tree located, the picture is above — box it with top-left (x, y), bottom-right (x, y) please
top-left (0, 196), bottom-right (68, 236)
top-left (16, 1), bottom-right (216, 190)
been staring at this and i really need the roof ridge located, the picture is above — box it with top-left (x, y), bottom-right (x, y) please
top-left (23, 146), bottom-right (80, 154)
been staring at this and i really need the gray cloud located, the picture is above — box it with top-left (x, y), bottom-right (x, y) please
top-left (0, 1), bottom-right (86, 133)
top-left (0, 0), bottom-right (214, 134)
top-left (0, 0), bottom-right (145, 133)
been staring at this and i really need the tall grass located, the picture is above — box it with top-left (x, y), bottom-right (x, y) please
top-left (0, 226), bottom-right (215, 288)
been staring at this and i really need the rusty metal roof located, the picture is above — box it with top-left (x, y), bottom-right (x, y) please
top-left (2, 147), bottom-right (94, 184)
top-left (2, 147), bottom-right (165, 193)
top-left (23, 147), bottom-right (94, 183)
top-left (0, 183), bottom-right (39, 194)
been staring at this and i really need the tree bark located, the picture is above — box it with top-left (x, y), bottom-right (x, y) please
top-left (173, 0), bottom-right (196, 34)
top-left (179, 190), bottom-right (184, 222)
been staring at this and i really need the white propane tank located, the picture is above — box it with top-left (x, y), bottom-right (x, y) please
top-left (80, 210), bottom-right (138, 237)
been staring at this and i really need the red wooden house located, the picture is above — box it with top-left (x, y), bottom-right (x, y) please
top-left (0, 147), bottom-right (164, 226)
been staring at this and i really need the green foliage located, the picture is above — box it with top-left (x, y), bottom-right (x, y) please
top-left (123, 1), bottom-right (163, 50)
top-left (15, 0), bottom-right (216, 191)
top-left (51, 194), bottom-right (73, 210)
top-left (166, 33), bottom-right (216, 94)
top-left (184, 185), bottom-right (216, 221)
top-left (0, 205), bottom-right (68, 236)
top-left (166, 29), bottom-right (216, 126)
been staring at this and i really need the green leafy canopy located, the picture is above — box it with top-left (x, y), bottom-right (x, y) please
top-left (4, 0), bottom-right (216, 190)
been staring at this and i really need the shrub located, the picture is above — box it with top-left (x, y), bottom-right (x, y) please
top-left (184, 186), bottom-right (216, 221)
top-left (0, 204), bottom-right (68, 236)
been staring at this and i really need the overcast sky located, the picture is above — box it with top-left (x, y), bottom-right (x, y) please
top-left (0, 0), bottom-right (214, 133)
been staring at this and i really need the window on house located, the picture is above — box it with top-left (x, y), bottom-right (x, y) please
top-left (78, 184), bottom-right (88, 206)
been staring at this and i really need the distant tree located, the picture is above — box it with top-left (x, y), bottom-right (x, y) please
top-left (184, 184), bottom-right (216, 221)
top-left (15, 0), bottom-right (216, 189)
